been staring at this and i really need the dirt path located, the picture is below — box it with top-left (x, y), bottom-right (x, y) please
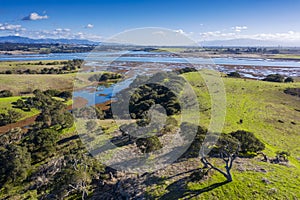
top-left (0, 97), bottom-right (89, 134)
top-left (0, 114), bottom-right (38, 134)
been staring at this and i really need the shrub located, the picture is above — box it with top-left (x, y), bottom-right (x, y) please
top-left (136, 135), bottom-right (163, 153)
top-left (176, 67), bottom-right (197, 74)
top-left (0, 109), bottom-right (22, 126)
top-left (28, 128), bottom-right (59, 160)
top-left (227, 71), bottom-right (241, 78)
top-left (88, 73), bottom-right (123, 82)
top-left (161, 117), bottom-right (178, 134)
top-left (230, 130), bottom-right (265, 154)
top-left (209, 133), bottom-right (240, 157)
top-left (0, 90), bottom-right (13, 97)
top-left (0, 144), bottom-right (31, 185)
top-left (44, 89), bottom-right (61, 97)
top-left (263, 74), bottom-right (285, 82)
top-left (275, 151), bottom-right (290, 161)
top-left (284, 77), bottom-right (294, 83)
top-left (58, 91), bottom-right (72, 100)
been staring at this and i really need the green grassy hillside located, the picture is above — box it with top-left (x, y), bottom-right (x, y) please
top-left (145, 73), bottom-right (300, 199)
top-left (1, 71), bottom-right (299, 199)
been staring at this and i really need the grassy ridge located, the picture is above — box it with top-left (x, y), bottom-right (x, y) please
top-left (183, 73), bottom-right (300, 157)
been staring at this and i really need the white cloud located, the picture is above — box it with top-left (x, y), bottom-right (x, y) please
top-left (249, 31), bottom-right (300, 41)
top-left (199, 28), bottom-right (300, 43)
top-left (232, 26), bottom-right (248, 32)
top-left (24, 28), bottom-right (102, 41)
top-left (85, 24), bottom-right (94, 28)
top-left (200, 31), bottom-right (221, 37)
top-left (173, 29), bottom-right (194, 37)
top-left (174, 29), bottom-right (185, 34)
top-left (199, 31), bottom-right (237, 39)
top-left (22, 12), bottom-right (48, 21)
top-left (0, 23), bottom-right (22, 31)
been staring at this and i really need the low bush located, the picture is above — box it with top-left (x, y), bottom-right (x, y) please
top-left (0, 90), bottom-right (13, 97)
top-left (136, 135), bottom-right (163, 153)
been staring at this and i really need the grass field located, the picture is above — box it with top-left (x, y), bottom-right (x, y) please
top-left (0, 96), bottom-right (39, 120)
top-left (184, 73), bottom-right (300, 157)
top-left (270, 54), bottom-right (300, 60)
top-left (144, 73), bottom-right (300, 199)
top-left (0, 70), bottom-right (107, 95)
top-left (0, 60), bottom-right (66, 72)
top-left (0, 74), bottom-right (75, 95)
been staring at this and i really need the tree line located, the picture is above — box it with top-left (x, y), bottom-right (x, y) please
top-left (1, 59), bottom-right (83, 74)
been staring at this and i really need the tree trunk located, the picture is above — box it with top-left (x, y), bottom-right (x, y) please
top-left (226, 170), bottom-right (232, 182)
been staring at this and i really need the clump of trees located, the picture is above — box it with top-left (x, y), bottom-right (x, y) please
top-left (113, 72), bottom-right (183, 124)
top-left (0, 43), bottom-right (94, 53)
top-left (61, 59), bottom-right (83, 71)
top-left (26, 128), bottom-right (59, 161)
top-left (263, 74), bottom-right (285, 82)
top-left (284, 77), bottom-right (294, 83)
top-left (0, 90), bottom-right (13, 97)
top-left (176, 67), bottom-right (197, 74)
top-left (88, 72), bottom-right (123, 82)
top-left (200, 130), bottom-right (265, 182)
top-left (0, 127), bottom-right (23, 146)
top-left (0, 144), bottom-right (31, 187)
top-left (0, 109), bottom-right (22, 126)
top-left (263, 74), bottom-right (294, 83)
top-left (43, 89), bottom-right (72, 100)
top-left (128, 83), bottom-right (180, 121)
top-left (47, 151), bottom-right (104, 199)
top-left (230, 130), bottom-right (265, 155)
top-left (0, 59), bottom-right (83, 74)
top-left (181, 122), bottom-right (265, 182)
top-left (227, 71), bottom-right (241, 78)
top-left (12, 89), bottom-right (74, 129)
top-left (0, 89), bottom-right (109, 199)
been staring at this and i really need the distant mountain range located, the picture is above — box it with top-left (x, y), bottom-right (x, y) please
top-left (0, 36), bottom-right (299, 47)
top-left (0, 36), bottom-right (99, 45)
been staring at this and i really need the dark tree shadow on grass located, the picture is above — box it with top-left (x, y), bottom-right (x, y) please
top-left (158, 177), bottom-right (229, 200)
top-left (185, 180), bottom-right (229, 199)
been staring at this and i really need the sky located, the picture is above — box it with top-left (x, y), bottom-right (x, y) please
top-left (0, 0), bottom-right (300, 43)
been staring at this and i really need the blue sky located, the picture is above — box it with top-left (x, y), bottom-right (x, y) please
top-left (0, 0), bottom-right (300, 42)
